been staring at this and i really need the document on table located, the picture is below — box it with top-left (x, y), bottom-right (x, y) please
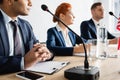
top-left (26, 61), bottom-right (70, 74)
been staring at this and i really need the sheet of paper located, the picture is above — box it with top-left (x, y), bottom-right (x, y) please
top-left (26, 61), bottom-right (70, 74)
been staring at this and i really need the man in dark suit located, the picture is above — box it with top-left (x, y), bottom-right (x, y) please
top-left (0, 0), bottom-right (53, 74)
top-left (80, 2), bottom-right (116, 43)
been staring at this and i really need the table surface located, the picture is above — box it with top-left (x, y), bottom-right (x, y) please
top-left (0, 44), bottom-right (120, 80)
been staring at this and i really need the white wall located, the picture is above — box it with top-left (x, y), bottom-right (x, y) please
top-left (22, 0), bottom-right (94, 42)
top-left (94, 0), bottom-right (120, 37)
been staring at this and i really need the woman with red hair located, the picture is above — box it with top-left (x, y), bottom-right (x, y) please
top-left (46, 3), bottom-right (87, 56)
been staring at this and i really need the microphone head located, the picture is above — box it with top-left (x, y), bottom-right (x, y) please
top-left (109, 11), bottom-right (114, 16)
top-left (41, 4), bottom-right (48, 11)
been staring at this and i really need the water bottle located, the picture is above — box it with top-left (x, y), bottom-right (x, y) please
top-left (96, 25), bottom-right (108, 59)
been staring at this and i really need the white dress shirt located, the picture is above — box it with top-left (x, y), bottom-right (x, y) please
top-left (92, 18), bottom-right (100, 29)
top-left (56, 25), bottom-right (73, 47)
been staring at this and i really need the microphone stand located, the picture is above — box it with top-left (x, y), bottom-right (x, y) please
top-left (109, 12), bottom-right (119, 20)
top-left (41, 4), bottom-right (100, 80)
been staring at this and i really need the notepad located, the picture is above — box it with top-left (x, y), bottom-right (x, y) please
top-left (26, 61), bottom-right (70, 74)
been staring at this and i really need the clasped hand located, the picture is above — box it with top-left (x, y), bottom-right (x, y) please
top-left (73, 43), bottom-right (90, 54)
top-left (24, 43), bottom-right (52, 69)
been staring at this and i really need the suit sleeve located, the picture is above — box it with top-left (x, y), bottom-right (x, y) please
top-left (80, 21), bottom-right (90, 42)
top-left (46, 28), bottom-right (74, 56)
top-left (0, 56), bottom-right (22, 74)
top-left (0, 20), bottom-right (38, 74)
top-left (107, 31), bottom-right (115, 39)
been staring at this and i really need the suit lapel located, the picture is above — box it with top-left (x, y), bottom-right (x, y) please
top-left (58, 31), bottom-right (66, 46)
top-left (68, 31), bottom-right (74, 46)
top-left (54, 27), bottom-right (66, 46)
top-left (89, 19), bottom-right (97, 36)
top-left (0, 12), bottom-right (9, 56)
top-left (17, 19), bottom-right (26, 45)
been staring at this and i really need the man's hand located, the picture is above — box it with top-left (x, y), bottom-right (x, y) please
top-left (24, 43), bottom-right (52, 69)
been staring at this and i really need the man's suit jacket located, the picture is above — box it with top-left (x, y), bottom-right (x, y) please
top-left (46, 27), bottom-right (82, 56)
top-left (0, 11), bottom-right (39, 74)
top-left (80, 19), bottom-right (115, 42)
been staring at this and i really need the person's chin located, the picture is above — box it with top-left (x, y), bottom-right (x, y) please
top-left (21, 14), bottom-right (28, 16)
top-left (101, 16), bottom-right (104, 18)
top-left (20, 12), bottom-right (29, 16)
top-left (100, 17), bottom-right (104, 19)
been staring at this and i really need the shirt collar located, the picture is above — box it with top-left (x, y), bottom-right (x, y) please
top-left (56, 24), bottom-right (61, 32)
top-left (56, 24), bottom-right (69, 33)
top-left (92, 18), bottom-right (100, 26)
top-left (0, 9), bottom-right (18, 24)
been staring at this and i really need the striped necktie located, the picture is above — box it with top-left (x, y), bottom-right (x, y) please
top-left (10, 20), bottom-right (22, 56)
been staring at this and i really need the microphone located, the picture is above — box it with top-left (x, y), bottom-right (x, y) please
top-left (41, 4), bottom-right (99, 80)
top-left (109, 11), bottom-right (119, 20)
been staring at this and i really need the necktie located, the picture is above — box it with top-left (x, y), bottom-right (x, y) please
top-left (10, 21), bottom-right (22, 56)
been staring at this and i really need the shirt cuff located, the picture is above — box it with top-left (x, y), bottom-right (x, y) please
top-left (21, 57), bottom-right (24, 70)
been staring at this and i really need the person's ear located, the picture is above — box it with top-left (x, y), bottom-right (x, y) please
top-left (60, 13), bottom-right (65, 20)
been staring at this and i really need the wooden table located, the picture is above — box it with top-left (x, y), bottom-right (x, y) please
top-left (0, 45), bottom-right (120, 80)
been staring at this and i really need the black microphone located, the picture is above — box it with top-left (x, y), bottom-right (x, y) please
top-left (109, 11), bottom-right (119, 20)
top-left (41, 4), bottom-right (99, 80)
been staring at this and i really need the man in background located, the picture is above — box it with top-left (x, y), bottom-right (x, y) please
top-left (80, 2), bottom-right (117, 43)
top-left (0, 0), bottom-right (53, 74)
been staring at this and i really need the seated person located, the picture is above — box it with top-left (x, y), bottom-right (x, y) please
top-left (0, 0), bottom-right (53, 74)
top-left (46, 3), bottom-right (88, 56)
top-left (80, 2), bottom-right (117, 43)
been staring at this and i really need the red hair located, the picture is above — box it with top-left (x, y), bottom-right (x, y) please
top-left (53, 2), bottom-right (72, 23)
